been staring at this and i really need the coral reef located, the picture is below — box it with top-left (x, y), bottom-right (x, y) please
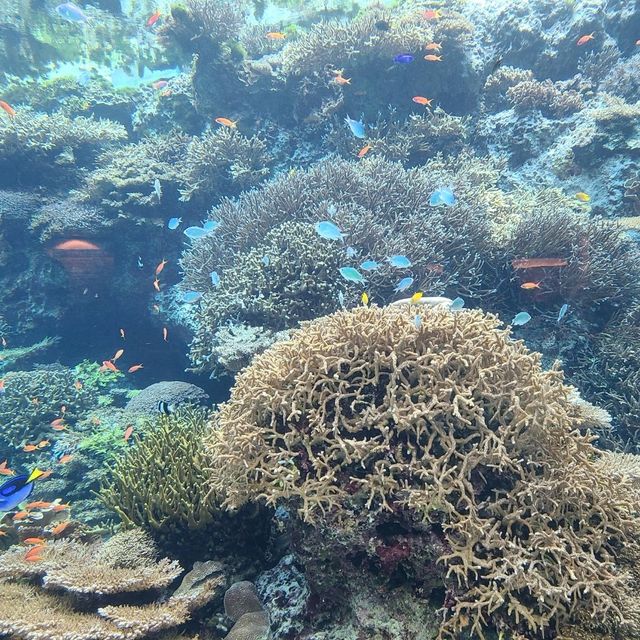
top-left (206, 305), bottom-right (638, 638)
top-left (0, 109), bottom-right (127, 186)
top-left (124, 380), bottom-right (209, 415)
top-left (101, 408), bottom-right (269, 567)
top-left (0, 529), bottom-right (226, 640)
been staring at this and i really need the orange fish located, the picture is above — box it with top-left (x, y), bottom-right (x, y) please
top-left (425, 42), bottom-right (442, 51)
top-left (577, 32), bottom-right (595, 46)
top-left (146, 10), bottom-right (161, 26)
top-left (422, 9), bottom-right (441, 20)
top-left (119, 328), bottom-right (125, 339)
top-left (38, 470), bottom-right (53, 479)
top-left (425, 263), bottom-right (444, 274)
top-left (333, 75), bottom-right (351, 85)
top-left (23, 537), bottom-right (45, 545)
top-left (521, 281), bottom-right (542, 290)
top-left (153, 278), bottom-right (161, 292)
top-left (0, 100), bottom-right (16, 118)
top-left (24, 545), bottom-right (46, 562)
top-left (155, 259), bottom-right (168, 275)
top-left (74, 380), bottom-right (82, 391)
top-left (51, 420), bottom-right (67, 432)
top-left (412, 96), bottom-right (433, 106)
top-left (111, 348), bottom-right (124, 362)
top-left (215, 117), bottom-right (237, 128)
top-left (37, 440), bottom-right (50, 449)
top-left (58, 455), bottom-right (73, 465)
top-left (91, 416), bottom-right (101, 426)
top-left (0, 460), bottom-right (14, 476)
top-left (13, 511), bottom-right (29, 521)
top-left (100, 360), bottom-right (118, 373)
top-left (51, 521), bottom-right (71, 536)
top-left (512, 258), bottom-right (568, 269)
top-left (25, 501), bottom-right (51, 509)
top-left (357, 145), bottom-right (372, 158)
top-left (128, 364), bottom-right (144, 373)
top-left (0, 379), bottom-right (4, 393)
top-left (52, 503), bottom-right (71, 512)
top-left (424, 54), bottom-right (443, 61)
top-left (163, 326), bottom-right (168, 342)
top-left (22, 444), bottom-right (38, 452)
top-left (124, 425), bottom-right (134, 441)
top-left (266, 31), bottom-right (286, 39)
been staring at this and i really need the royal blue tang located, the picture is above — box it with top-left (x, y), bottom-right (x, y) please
top-left (394, 53), bottom-right (414, 64)
top-left (0, 469), bottom-right (44, 512)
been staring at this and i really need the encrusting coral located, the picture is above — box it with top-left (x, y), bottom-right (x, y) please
top-left (206, 304), bottom-right (639, 638)
top-left (0, 529), bottom-right (226, 640)
top-left (223, 581), bottom-right (270, 640)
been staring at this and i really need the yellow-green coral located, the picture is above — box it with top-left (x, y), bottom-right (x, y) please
top-left (206, 304), bottom-right (638, 638)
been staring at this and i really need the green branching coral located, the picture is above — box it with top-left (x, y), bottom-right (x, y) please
top-left (0, 108), bottom-right (127, 184)
top-left (206, 304), bottom-right (639, 639)
top-left (101, 408), bottom-right (217, 543)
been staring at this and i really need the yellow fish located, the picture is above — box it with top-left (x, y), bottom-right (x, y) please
top-left (361, 292), bottom-right (369, 305)
top-left (410, 292), bottom-right (423, 304)
top-left (575, 192), bottom-right (590, 202)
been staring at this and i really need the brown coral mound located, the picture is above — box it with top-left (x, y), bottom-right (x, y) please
top-left (207, 305), bottom-right (637, 638)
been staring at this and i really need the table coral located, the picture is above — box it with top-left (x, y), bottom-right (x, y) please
top-left (206, 305), bottom-right (639, 638)
top-left (0, 529), bottom-right (226, 640)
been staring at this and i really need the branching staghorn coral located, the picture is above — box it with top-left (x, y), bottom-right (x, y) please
top-left (30, 197), bottom-right (111, 241)
top-left (0, 530), bottom-right (226, 640)
top-left (600, 53), bottom-right (640, 101)
top-left (482, 66), bottom-right (534, 110)
top-left (181, 154), bottom-right (506, 373)
top-left (206, 305), bottom-right (638, 638)
top-left (0, 108), bottom-right (126, 184)
top-left (178, 127), bottom-right (271, 201)
top-left (506, 78), bottom-right (584, 116)
top-left (101, 408), bottom-right (219, 544)
top-left (281, 9), bottom-right (433, 76)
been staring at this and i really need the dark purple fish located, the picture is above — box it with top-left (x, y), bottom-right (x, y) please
top-left (393, 53), bottom-right (414, 64)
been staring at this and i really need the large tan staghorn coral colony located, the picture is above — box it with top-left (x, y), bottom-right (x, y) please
top-left (207, 304), bottom-right (640, 639)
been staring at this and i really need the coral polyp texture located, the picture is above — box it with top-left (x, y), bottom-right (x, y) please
top-left (206, 305), bottom-right (638, 638)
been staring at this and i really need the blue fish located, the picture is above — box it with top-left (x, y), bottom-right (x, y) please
top-left (167, 217), bottom-right (182, 230)
top-left (394, 53), bottom-right (414, 64)
top-left (184, 226), bottom-right (209, 240)
top-left (360, 259), bottom-right (380, 271)
top-left (210, 271), bottom-right (220, 287)
top-left (414, 314), bottom-right (422, 328)
top-left (339, 267), bottom-right (365, 283)
top-left (261, 255), bottom-right (270, 266)
top-left (512, 311), bottom-right (531, 326)
top-left (345, 246), bottom-right (356, 258)
top-left (315, 221), bottom-right (345, 241)
top-left (344, 115), bottom-right (366, 139)
top-left (338, 291), bottom-right (345, 308)
top-left (429, 187), bottom-right (456, 207)
top-left (450, 297), bottom-right (465, 311)
top-left (557, 303), bottom-right (569, 324)
top-left (56, 2), bottom-right (88, 22)
top-left (0, 469), bottom-right (44, 512)
top-left (202, 220), bottom-right (220, 232)
top-left (388, 255), bottom-right (412, 268)
top-left (182, 291), bottom-right (203, 303)
top-left (394, 277), bottom-right (414, 292)
top-left (327, 204), bottom-right (337, 216)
